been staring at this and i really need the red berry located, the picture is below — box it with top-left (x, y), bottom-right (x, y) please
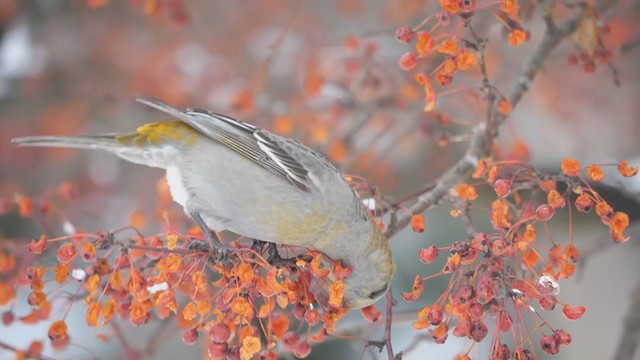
top-left (293, 303), bottom-right (306, 320)
top-left (2, 311), bottom-right (14, 326)
top-left (469, 320), bottom-right (488, 342)
top-left (361, 305), bottom-right (382, 323)
top-left (457, 284), bottom-right (475, 304)
top-left (282, 332), bottom-right (300, 351)
top-left (181, 329), bottom-right (198, 345)
top-left (499, 312), bottom-right (512, 332)
top-left (554, 329), bottom-right (572, 345)
top-left (293, 341), bottom-right (312, 358)
top-left (476, 280), bottom-right (495, 304)
top-left (428, 308), bottom-right (444, 326)
top-left (209, 323), bottom-right (231, 343)
top-left (399, 52), bottom-right (417, 71)
top-left (304, 309), bottom-right (320, 326)
top-left (207, 342), bottom-right (228, 358)
top-left (437, 11), bottom-right (451, 26)
top-left (562, 304), bottom-right (586, 320)
top-left (395, 26), bottom-right (415, 43)
top-left (567, 54), bottom-right (578, 65)
top-left (535, 204), bottom-right (555, 221)
top-left (453, 319), bottom-right (470, 337)
top-left (539, 295), bottom-right (557, 311)
top-left (493, 344), bottom-right (511, 359)
top-left (260, 350), bottom-right (278, 360)
top-left (467, 302), bottom-right (483, 320)
top-left (583, 61), bottom-right (596, 73)
top-left (541, 334), bottom-right (560, 355)
top-left (493, 179), bottom-right (511, 198)
top-left (418, 245), bottom-right (439, 264)
top-left (225, 347), bottom-right (240, 360)
top-left (575, 194), bottom-right (594, 213)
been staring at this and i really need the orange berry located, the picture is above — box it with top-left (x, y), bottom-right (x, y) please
top-left (401, 275), bottom-right (424, 302)
top-left (562, 304), bottom-right (586, 320)
top-left (56, 243), bottom-right (77, 263)
top-left (501, 0), bottom-right (519, 12)
top-left (410, 214), bottom-right (425, 232)
top-left (561, 157), bottom-right (580, 177)
top-left (456, 50), bottom-right (477, 70)
top-left (618, 160), bottom-right (638, 177)
top-left (438, 39), bottom-right (459, 55)
top-left (508, 29), bottom-right (527, 46)
top-left (415, 32), bottom-right (435, 55)
top-left (361, 305), bottom-right (382, 323)
top-left (439, 0), bottom-right (461, 13)
top-left (587, 164), bottom-right (604, 182)
top-left (547, 190), bottom-right (566, 208)
top-left (497, 99), bottom-right (512, 115)
top-left (28, 235), bottom-right (47, 254)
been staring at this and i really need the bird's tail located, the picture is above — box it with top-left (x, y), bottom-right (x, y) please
top-left (12, 134), bottom-right (121, 150)
top-left (11, 134), bottom-right (165, 168)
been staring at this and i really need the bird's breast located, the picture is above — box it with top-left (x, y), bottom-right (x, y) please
top-left (165, 165), bottom-right (189, 208)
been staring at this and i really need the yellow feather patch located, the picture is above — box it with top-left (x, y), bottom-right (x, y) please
top-left (265, 204), bottom-right (348, 247)
top-left (116, 121), bottom-right (199, 146)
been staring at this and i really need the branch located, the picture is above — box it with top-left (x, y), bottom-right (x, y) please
top-left (383, 292), bottom-right (398, 360)
top-left (384, 0), bottom-right (617, 239)
top-left (364, 292), bottom-right (400, 359)
top-left (384, 122), bottom-right (488, 238)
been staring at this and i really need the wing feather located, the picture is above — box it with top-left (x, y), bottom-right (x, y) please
top-left (137, 97), bottom-right (312, 192)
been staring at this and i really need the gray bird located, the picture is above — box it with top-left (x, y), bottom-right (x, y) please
top-left (12, 98), bottom-right (395, 308)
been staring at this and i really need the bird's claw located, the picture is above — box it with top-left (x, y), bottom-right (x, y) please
top-left (251, 240), bottom-right (310, 269)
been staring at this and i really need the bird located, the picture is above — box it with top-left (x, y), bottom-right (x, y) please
top-left (12, 98), bottom-right (395, 309)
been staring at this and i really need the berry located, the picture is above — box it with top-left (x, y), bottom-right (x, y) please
top-left (293, 341), bottom-right (311, 358)
top-left (209, 323), bottom-right (231, 343)
top-left (399, 52), bottom-right (417, 71)
top-left (395, 26), bottom-right (415, 43)
top-left (181, 329), bottom-right (198, 345)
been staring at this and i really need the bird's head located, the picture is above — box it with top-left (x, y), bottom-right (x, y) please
top-left (340, 221), bottom-right (395, 309)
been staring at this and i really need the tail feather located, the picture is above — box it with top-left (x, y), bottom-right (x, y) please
top-left (11, 135), bottom-right (121, 150)
top-left (11, 134), bottom-right (165, 168)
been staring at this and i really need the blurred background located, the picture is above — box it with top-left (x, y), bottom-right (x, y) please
top-left (0, 0), bottom-right (639, 359)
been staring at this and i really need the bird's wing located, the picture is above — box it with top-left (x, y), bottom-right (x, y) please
top-left (136, 97), bottom-right (328, 192)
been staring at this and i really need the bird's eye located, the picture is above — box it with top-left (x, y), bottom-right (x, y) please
top-left (368, 284), bottom-right (389, 299)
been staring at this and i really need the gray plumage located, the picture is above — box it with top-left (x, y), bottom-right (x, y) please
top-left (12, 98), bottom-right (395, 308)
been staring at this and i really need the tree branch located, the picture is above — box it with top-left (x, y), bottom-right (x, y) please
top-left (384, 0), bottom-right (618, 239)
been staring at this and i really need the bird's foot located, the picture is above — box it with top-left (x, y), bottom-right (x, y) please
top-left (251, 240), bottom-right (311, 269)
top-left (187, 239), bottom-right (235, 266)
top-left (190, 211), bottom-right (224, 246)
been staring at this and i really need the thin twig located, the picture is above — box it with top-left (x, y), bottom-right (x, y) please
top-left (383, 291), bottom-right (397, 360)
top-left (451, 196), bottom-right (479, 239)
